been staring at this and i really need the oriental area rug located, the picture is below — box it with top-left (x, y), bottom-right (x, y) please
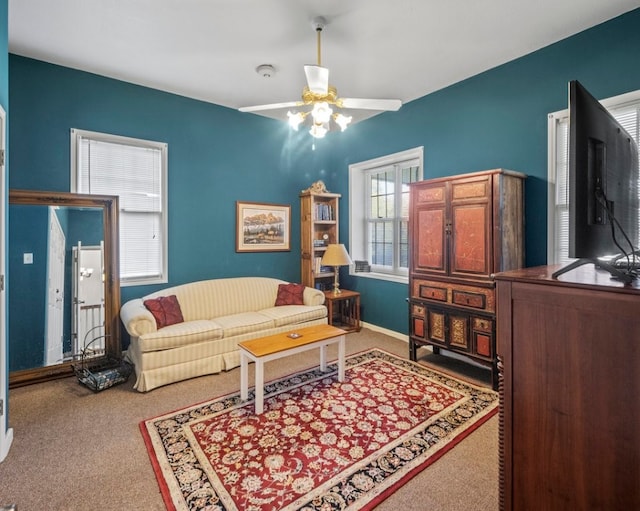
top-left (141, 349), bottom-right (498, 511)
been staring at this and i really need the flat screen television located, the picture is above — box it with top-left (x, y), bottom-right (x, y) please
top-left (552, 80), bottom-right (639, 283)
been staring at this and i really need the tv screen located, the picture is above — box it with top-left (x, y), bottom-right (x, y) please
top-left (554, 80), bottom-right (639, 283)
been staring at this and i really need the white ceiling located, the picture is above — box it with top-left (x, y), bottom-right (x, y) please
top-left (8, 0), bottom-right (640, 124)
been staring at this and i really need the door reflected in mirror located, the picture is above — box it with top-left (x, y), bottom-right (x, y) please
top-left (73, 243), bottom-right (106, 359)
top-left (8, 190), bottom-right (120, 387)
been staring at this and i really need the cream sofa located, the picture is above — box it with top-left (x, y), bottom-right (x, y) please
top-left (120, 277), bottom-right (327, 392)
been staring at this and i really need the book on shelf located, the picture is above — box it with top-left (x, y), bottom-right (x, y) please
top-left (314, 203), bottom-right (335, 221)
top-left (313, 256), bottom-right (334, 275)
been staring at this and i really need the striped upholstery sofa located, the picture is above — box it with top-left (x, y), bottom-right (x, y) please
top-left (120, 277), bottom-right (327, 392)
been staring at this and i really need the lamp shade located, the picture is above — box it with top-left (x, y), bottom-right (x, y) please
top-left (321, 244), bottom-right (352, 267)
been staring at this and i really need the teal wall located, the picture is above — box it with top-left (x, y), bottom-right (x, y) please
top-left (9, 55), bottom-right (340, 309)
top-left (8, 206), bottom-right (47, 370)
top-left (7, 8), bottom-right (640, 340)
top-left (327, 8), bottom-right (640, 333)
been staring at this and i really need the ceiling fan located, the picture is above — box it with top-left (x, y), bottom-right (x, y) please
top-left (239, 16), bottom-right (402, 138)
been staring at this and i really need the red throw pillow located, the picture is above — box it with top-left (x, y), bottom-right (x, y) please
top-left (275, 283), bottom-right (306, 306)
top-left (143, 295), bottom-right (184, 329)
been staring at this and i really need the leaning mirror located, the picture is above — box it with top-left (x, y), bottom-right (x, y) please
top-left (8, 189), bottom-right (120, 387)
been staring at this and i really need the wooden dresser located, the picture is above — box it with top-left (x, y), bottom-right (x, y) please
top-left (495, 265), bottom-right (640, 510)
top-left (408, 169), bottom-right (525, 389)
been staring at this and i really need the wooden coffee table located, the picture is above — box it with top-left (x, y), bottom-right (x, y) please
top-left (239, 324), bottom-right (347, 414)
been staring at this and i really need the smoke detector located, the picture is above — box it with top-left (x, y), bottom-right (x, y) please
top-left (256, 64), bottom-right (276, 78)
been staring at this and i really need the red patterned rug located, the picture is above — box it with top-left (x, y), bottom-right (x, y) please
top-left (141, 349), bottom-right (498, 511)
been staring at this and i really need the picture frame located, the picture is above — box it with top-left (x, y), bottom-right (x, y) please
top-left (236, 201), bottom-right (291, 252)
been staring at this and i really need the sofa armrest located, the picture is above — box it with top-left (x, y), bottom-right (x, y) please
top-left (303, 287), bottom-right (326, 306)
top-left (120, 298), bottom-right (158, 337)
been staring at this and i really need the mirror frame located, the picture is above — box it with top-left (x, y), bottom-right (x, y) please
top-left (9, 189), bottom-right (121, 387)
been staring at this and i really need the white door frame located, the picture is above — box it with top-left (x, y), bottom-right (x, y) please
top-left (0, 104), bottom-right (13, 462)
top-left (45, 207), bottom-right (65, 366)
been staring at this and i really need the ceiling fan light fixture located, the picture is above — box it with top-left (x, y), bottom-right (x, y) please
top-left (287, 111), bottom-right (305, 130)
top-left (311, 102), bottom-right (333, 124)
top-left (309, 123), bottom-right (328, 139)
top-left (334, 113), bottom-right (352, 131)
top-left (239, 15), bottom-right (401, 139)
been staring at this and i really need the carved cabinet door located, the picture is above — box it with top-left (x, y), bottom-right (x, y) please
top-left (411, 181), bottom-right (447, 276)
top-left (449, 175), bottom-right (492, 279)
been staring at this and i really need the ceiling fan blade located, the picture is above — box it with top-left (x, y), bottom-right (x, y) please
top-left (239, 101), bottom-right (302, 113)
top-left (340, 98), bottom-right (402, 111)
top-left (304, 65), bottom-right (329, 95)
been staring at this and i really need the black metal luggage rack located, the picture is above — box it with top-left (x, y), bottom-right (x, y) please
top-left (72, 330), bottom-right (133, 392)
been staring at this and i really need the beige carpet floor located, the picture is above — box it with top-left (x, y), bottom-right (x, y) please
top-left (0, 328), bottom-right (498, 511)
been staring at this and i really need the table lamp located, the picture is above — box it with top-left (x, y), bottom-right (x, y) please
top-left (321, 244), bottom-right (353, 295)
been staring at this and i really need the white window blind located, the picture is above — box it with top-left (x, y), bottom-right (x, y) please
top-left (548, 90), bottom-right (640, 265)
top-left (71, 129), bottom-right (168, 285)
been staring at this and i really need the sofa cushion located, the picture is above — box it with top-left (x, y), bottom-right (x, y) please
top-left (143, 295), bottom-right (184, 329)
top-left (213, 312), bottom-right (275, 337)
top-left (274, 283), bottom-right (306, 306)
top-left (259, 305), bottom-right (328, 327)
top-left (137, 320), bottom-right (223, 353)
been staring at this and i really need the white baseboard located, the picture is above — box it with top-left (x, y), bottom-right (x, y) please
top-left (361, 321), bottom-right (408, 343)
top-left (363, 323), bottom-right (487, 364)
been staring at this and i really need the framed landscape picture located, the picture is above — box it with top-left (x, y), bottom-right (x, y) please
top-left (236, 201), bottom-right (291, 252)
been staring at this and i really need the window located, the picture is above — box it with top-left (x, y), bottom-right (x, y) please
top-left (548, 91), bottom-right (640, 265)
top-left (71, 129), bottom-right (168, 286)
top-left (349, 147), bottom-right (423, 282)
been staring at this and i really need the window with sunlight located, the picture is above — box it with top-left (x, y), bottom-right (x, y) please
top-left (71, 129), bottom-right (168, 286)
top-left (350, 147), bottom-right (423, 282)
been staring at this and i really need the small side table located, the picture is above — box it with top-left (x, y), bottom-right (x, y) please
top-left (323, 289), bottom-right (361, 332)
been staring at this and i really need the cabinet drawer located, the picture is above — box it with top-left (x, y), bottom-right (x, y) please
top-left (452, 290), bottom-right (486, 309)
top-left (412, 304), bottom-right (425, 316)
top-left (413, 279), bottom-right (449, 301)
top-left (418, 284), bottom-right (448, 302)
top-left (473, 317), bottom-right (493, 333)
top-left (454, 285), bottom-right (494, 312)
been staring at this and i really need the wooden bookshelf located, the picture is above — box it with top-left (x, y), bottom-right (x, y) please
top-left (300, 191), bottom-right (341, 290)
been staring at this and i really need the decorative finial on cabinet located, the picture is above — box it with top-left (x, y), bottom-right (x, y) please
top-left (302, 180), bottom-right (329, 194)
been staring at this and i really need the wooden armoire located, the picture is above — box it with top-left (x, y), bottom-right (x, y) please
top-left (408, 169), bottom-right (525, 388)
